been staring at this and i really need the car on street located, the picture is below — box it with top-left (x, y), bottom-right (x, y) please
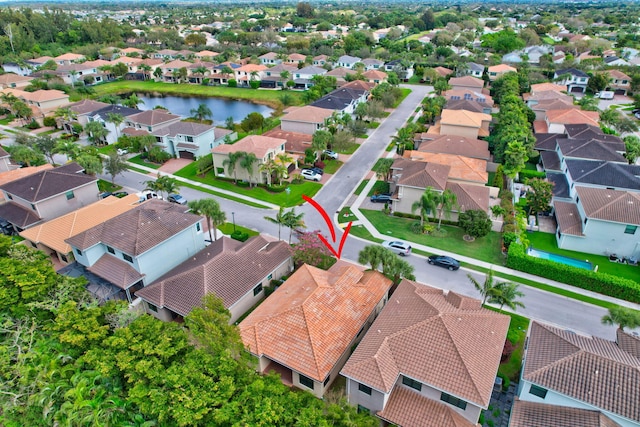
top-left (301, 169), bottom-right (321, 181)
top-left (428, 255), bottom-right (460, 271)
top-left (323, 149), bottom-right (339, 160)
top-left (167, 194), bottom-right (187, 205)
top-left (635, 112), bottom-right (640, 120)
top-left (370, 193), bottom-right (392, 203)
top-left (99, 191), bottom-right (112, 199)
top-left (382, 240), bottom-right (412, 256)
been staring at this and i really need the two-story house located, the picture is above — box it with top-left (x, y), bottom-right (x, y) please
top-left (606, 69), bottom-right (632, 95)
top-left (152, 121), bottom-right (235, 159)
top-left (465, 62), bottom-right (485, 78)
top-left (124, 109), bottom-right (181, 134)
top-left (234, 64), bottom-right (268, 87)
top-left (286, 53), bottom-right (306, 65)
top-left (280, 105), bottom-right (334, 135)
top-left (428, 109), bottom-right (492, 139)
top-left (66, 100), bottom-right (111, 131)
top-left (311, 86), bottom-right (369, 115)
top-left (54, 53), bottom-right (86, 66)
top-left (0, 163), bottom-right (98, 232)
top-left (212, 135), bottom-right (288, 185)
top-left (136, 235), bottom-right (293, 323)
top-left (260, 63), bottom-right (298, 89)
top-left (65, 199), bottom-right (206, 303)
top-left (384, 59), bottom-right (414, 79)
top-left (292, 66), bottom-right (327, 90)
top-left (259, 52), bottom-right (282, 66)
top-left (88, 105), bottom-right (142, 145)
top-left (449, 76), bottom-right (484, 92)
top-left (240, 263), bottom-right (392, 398)
top-left (487, 64), bottom-right (518, 82)
top-left (341, 279), bottom-right (510, 427)
top-left (336, 55), bottom-right (362, 69)
top-left (554, 68), bottom-right (590, 93)
top-left (312, 55), bottom-right (330, 67)
top-left (361, 58), bottom-right (385, 71)
top-left (2, 88), bottom-right (70, 115)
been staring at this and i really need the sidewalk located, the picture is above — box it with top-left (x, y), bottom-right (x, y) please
top-left (125, 160), bottom-right (280, 209)
top-left (348, 173), bottom-right (640, 311)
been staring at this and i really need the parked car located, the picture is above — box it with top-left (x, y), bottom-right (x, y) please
top-left (167, 194), bottom-right (187, 205)
top-left (382, 240), bottom-right (412, 256)
top-left (635, 112), bottom-right (640, 120)
top-left (301, 169), bottom-right (321, 181)
top-left (310, 167), bottom-right (324, 175)
top-left (99, 191), bottom-right (112, 199)
top-left (323, 149), bottom-right (339, 160)
top-left (370, 193), bottom-right (392, 203)
top-left (428, 255), bottom-right (460, 271)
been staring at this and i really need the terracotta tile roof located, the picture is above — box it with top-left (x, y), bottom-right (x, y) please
top-left (263, 128), bottom-right (312, 154)
top-left (362, 70), bottom-right (387, 80)
top-left (617, 329), bottom-right (640, 359)
top-left (69, 99), bottom-right (111, 115)
top-left (111, 56), bottom-right (143, 65)
top-left (281, 105), bottom-right (335, 123)
top-left (259, 52), bottom-right (278, 60)
top-left (136, 236), bottom-right (292, 316)
top-left (446, 182), bottom-right (490, 212)
top-left (88, 253), bottom-right (145, 289)
top-left (120, 47), bottom-right (144, 54)
top-left (236, 64), bottom-right (268, 73)
top-left (341, 280), bottom-right (509, 406)
top-left (127, 110), bottom-right (180, 126)
top-left (19, 194), bottom-right (140, 254)
top-left (533, 120), bottom-right (549, 133)
top-left (22, 89), bottom-right (68, 102)
top-left (434, 66), bottom-right (454, 77)
top-left (391, 158), bottom-right (450, 191)
top-left (403, 152), bottom-right (487, 184)
top-left (575, 186), bottom-right (640, 225)
top-left (212, 135), bottom-right (286, 158)
top-left (441, 109), bottom-right (492, 128)
top-left (546, 108), bottom-right (599, 126)
top-left (287, 53), bottom-right (306, 61)
top-left (523, 322), bottom-right (640, 422)
top-left (510, 399), bottom-right (622, 427)
top-left (488, 64), bottom-right (517, 73)
top-left (122, 128), bottom-right (149, 137)
top-left (415, 135), bottom-right (490, 160)
top-left (0, 201), bottom-right (41, 228)
top-left (530, 82), bottom-right (568, 94)
top-left (449, 76), bottom-right (484, 89)
top-left (533, 98), bottom-right (575, 112)
top-left (66, 200), bottom-right (201, 255)
top-left (445, 99), bottom-right (486, 113)
top-left (525, 90), bottom-right (574, 104)
top-left (55, 53), bottom-right (84, 61)
top-left (0, 74), bottom-right (33, 86)
top-left (196, 50), bottom-right (218, 57)
top-left (606, 69), bottom-right (631, 81)
top-left (239, 263), bottom-right (392, 382)
top-left (377, 386), bottom-right (476, 427)
top-left (553, 200), bottom-right (584, 235)
top-left (0, 163), bottom-right (95, 202)
top-left (325, 67), bottom-right (356, 78)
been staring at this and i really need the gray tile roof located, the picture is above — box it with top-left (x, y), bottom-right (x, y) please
top-left (467, 62), bottom-right (485, 72)
top-left (534, 133), bottom-right (561, 151)
top-left (127, 109), bottom-right (180, 126)
top-left (444, 99), bottom-right (485, 113)
top-left (415, 134), bottom-right (490, 160)
top-left (0, 201), bottom-right (41, 228)
top-left (555, 68), bottom-right (589, 78)
top-left (0, 163), bottom-right (96, 202)
top-left (136, 236), bottom-right (291, 316)
top-left (540, 150), bottom-right (561, 171)
top-left (546, 172), bottom-right (570, 199)
top-left (69, 99), bottom-right (111, 115)
top-left (564, 124), bottom-right (623, 144)
top-left (523, 322), bottom-right (640, 422)
top-left (391, 158), bottom-right (450, 191)
top-left (557, 138), bottom-right (627, 163)
top-left (66, 200), bottom-right (201, 255)
top-left (93, 104), bottom-right (141, 120)
top-left (510, 399), bottom-right (622, 427)
top-left (566, 159), bottom-right (640, 191)
top-left (553, 200), bottom-right (583, 235)
top-left (151, 121), bottom-right (214, 138)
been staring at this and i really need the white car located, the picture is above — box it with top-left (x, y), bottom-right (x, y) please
top-left (301, 169), bottom-right (321, 181)
top-left (382, 240), bottom-right (412, 256)
top-left (117, 148), bottom-right (128, 155)
top-left (323, 149), bottom-right (339, 160)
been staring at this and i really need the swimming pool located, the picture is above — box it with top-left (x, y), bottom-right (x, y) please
top-left (527, 247), bottom-right (593, 271)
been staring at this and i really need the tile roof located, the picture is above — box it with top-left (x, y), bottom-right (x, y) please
top-left (212, 135), bottom-right (286, 158)
top-left (0, 201), bottom-right (41, 228)
top-left (281, 105), bottom-right (335, 123)
top-left (22, 89), bottom-right (68, 102)
top-left (524, 322), bottom-right (640, 422)
top-left (445, 99), bottom-right (486, 113)
top-left (239, 263), bottom-right (392, 382)
top-left (88, 253), bottom-right (145, 289)
top-left (69, 99), bottom-right (111, 115)
top-left (441, 109), bottom-right (492, 128)
top-left (151, 121), bottom-right (214, 137)
top-left (341, 79), bottom-right (375, 91)
top-left (566, 159), bottom-right (640, 191)
top-left (576, 186), bottom-right (640, 225)
top-left (553, 200), bottom-right (583, 235)
top-left (263, 128), bottom-right (312, 154)
top-left (341, 280), bottom-right (510, 406)
top-left (127, 109), bottom-right (180, 126)
top-left (93, 104), bottom-right (141, 120)
top-left (19, 194), bottom-right (140, 254)
top-left (534, 133), bottom-right (561, 151)
top-left (488, 64), bottom-right (517, 73)
top-left (66, 200), bottom-right (201, 255)
top-left (446, 182), bottom-right (490, 212)
top-left (415, 134), bottom-right (490, 160)
top-left (445, 89), bottom-right (494, 106)
top-left (509, 399), bottom-right (622, 427)
top-left (0, 73), bottom-right (33, 86)
top-left (377, 386), bottom-right (476, 427)
top-left (532, 98), bottom-right (576, 112)
top-left (557, 138), bottom-right (626, 163)
top-left (434, 66), bottom-right (454, 77)
top-left (530, 82), bottom-right (568, 94)
top-left (392, 158), bottom-right (450, 191)
top-left (546, 108), bottom-right (599, 126)
top-left (606, 69), bottom-right (631, 81)
top-left (0, 163), bottom-right (96, 202)
top-left (403, 152), bottom-right (487, 184)
top-left (362, 69), bottom-right (387, 80)
top-left (525, 90), bottom-right (574, 104)
top-left (325, 67), bottom-right (356, 78)
top-left (546, 172), bottom-right (570, 199)
top-left (0, 164), bottom-right (54, 201)
top-left (136, 236), bottom-right (291, 316)
top-left (540, 150), bottom-right (561, 171)
top-left (555, 68), bottom-right (589, 78)
top-left (161, 60), bottom-right (193, 69)
top-left (564, 124), bottom-right (624, 145)
top-left (449, 76), bottom-right (484, 89)
top-left (236, 64), bottom-right (268, 73)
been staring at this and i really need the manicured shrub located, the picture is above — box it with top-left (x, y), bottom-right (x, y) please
top-left (26, 120), bottom-right (40, 129)
top-left (518, 169), bottom-right (546, 181)
top-left (267, 184), bottom-right (287, 193)
top-left (228, 79), bottom-right (237, 88)
top-left (43, 116), bottom-right (57, 127)
top-left (249, 80), bottom-right (260, 89)
top-left (148, 146), bottom-right (171, 164)
top-left (459, 209), bottom-right (492, 238)
top-left (230, 231), bottom-right (249, 242)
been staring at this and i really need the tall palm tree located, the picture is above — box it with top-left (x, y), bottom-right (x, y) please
top-left (188, 198), bottom-right (226, 242)
top-left (411, 187), bottom-right (439, 227)
top-left (437, 189), bottom-right (457, 231)
top-left (263, 206), bottom-right (287, 241)
top-left (138, 64), bottom-right (152, 81)
top-left (222, 151), bottom-right (243, 183)
top-left (467, 269), bottom-right (500, 306)
top-left (601, 307), bottom-right (640, 331)
top-left (358, 245), bottom-right (389, 272)
top-left (122, 94), bottom-right (143, 109)
top-left (156, 175), bottom-right (180, 199)
top-left (489, 282), bottom-right (525, 311)
top-left (311, 130), bottom-right (332, 162)
top-left (84, 121), bottom-right (109, 145)
top-left (239, 152), bottom-right (258, 187)
top-left (105, 112), bottom-right (124, 140)
top-left (283, 208), bottom-right (305, 244)
top-left (190, 104), bottom-right (213, 122)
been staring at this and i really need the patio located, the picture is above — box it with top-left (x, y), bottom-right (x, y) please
top-left (58, 262), bottom-right (127, 303)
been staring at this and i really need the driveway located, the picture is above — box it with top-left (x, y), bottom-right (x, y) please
top-left (159, 158), bottom-right (193, 174)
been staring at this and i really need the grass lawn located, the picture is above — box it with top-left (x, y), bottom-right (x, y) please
top-left (128, 154), bottom-right (163, 170)
top-left (393, 89), bottom-right (412, 108)
top-left (336, 142), bottom-right (360, 155)
top-left (541, 36), bottom-right (555, 45)
top-left (98, 145), bottom-right (117, 155)
top-left (338, 207), bottom-right (355, 223)
top-left (97, 179), bottom-right (123, 192)
top-left (349, 223), bottom-right (381, 242)
top-left (354, 180), bottom-right (367, 196)
top-left (385, 141), bottom-right (395, 151)
top-left (489, 308), bottom-right (529, 388)
top-left (527, 232), bottom-right (640, 282)
top-left (174, 161), bottom-right (321, 207)
top-left (0, 115), bottom-right (15, 125)
top-left (218, 222), bottom-right (259, 237)
top-left (91, 80), bottom-right (305, 109)
top-left (360, 209), bottom-right (505, 265)
top-left (366, 121), bottom-right (380, 129)
top-left (323, 159), bottom-right (343, 174)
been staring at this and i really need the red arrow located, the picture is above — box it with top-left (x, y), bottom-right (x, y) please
top-left (303, 195), bottom-right (352, 259)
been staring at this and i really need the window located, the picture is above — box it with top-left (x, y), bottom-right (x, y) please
top-left (583, 218), bottom-right (588, 225)
top-left (196, 222), bottom-right (201, 232)
top-left (31, 241), bottom-right (38, 249)
top-left (123, 254), bottom-right (133, 263)
top-left (31, 204), bottom-right (36, 211)
top-left (65, 190), bottom-right (75, 200)
top-left (107, 246), bottom-right (115, 254)
top-left (402, 376), bottom-right (422, 391)
top-left (358, 383), bottom-right (372, 395)
top-left (186, 136), bottom-right (194, 142)
top-left (267, 273), bottom-right (273, 280)
top-left (6, 194), bottom-right (12, 200)
top-left (323, 375), bottom-right (331, 387)
top-left (357, 405), bottom-right (370, 415)
top-left (440, 392), bottom-right (467, 410)
top-left (75, 248), bottom-right (82, 256)
top-left (148, 303), bottom-right (158, 312)
top-left (60, 254), bottom-right (68, 263)
top-left (625, 225), bottom-right (637, 235)
top-left (529, 384), bottom-right (548, 399)
top-left (253, 284), bottom-right (263, 296)
top-left (299, 374), bottom-right (314, 390)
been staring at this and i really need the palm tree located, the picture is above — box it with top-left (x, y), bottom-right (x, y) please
top-left (412, 187), bottom-right (439, 227)
top-left (122, 94), bottom-right (143, 109)
top-left (105, 112), bottom-right (125, 140)
top-left (393, 126), bottom-right (414, 155)
top-left (190, 104), bottom-right (212, 122)
top-left (239, 152), bottom-right (258, 187)
top-left (467, 269), bottom-right (500, 306)
top-left (54, 107), bottom-right (78, 132)
top-left (222, 151), bottom-right (243, 183)
top-left (220, 65), bottom-right (233, 83)
top-left (601, 307), bottom-right (640, 331)
top-left (188, 199), bottom-right (226, 242)
top-left (264, 206), bottom-right (287, 241)
top-left (312, 130), bottom-right (332, 162)
top-left (84, 121), bottom-right (109, 145)
top-left (138, 64), bottom-right (152, 81)
top-left (489, 282), bottom-right (525, 311)
top-left (358, 245), bottom-right (389, 272)
top-left (436, 189), bottom-right (457, 231)
top-left (156, 175), bottom-right (180, 199)
top-left (282, 208), bottom-right (305, 244)
top-left (193, 65), bottom-right (208, 83)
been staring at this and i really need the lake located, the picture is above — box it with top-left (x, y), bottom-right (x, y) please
top-left (137, 94), bottom-right (274, 126)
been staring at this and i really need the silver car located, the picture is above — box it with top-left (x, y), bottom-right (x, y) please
top-left (382, 240), bottom-right (412, 256)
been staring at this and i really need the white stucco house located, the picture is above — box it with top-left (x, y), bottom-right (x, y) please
top-left (152, 122), bottom-right (235, 159)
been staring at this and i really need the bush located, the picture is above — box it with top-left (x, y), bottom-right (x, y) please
top-left (507, 243), bottom-right (640, 303)
top-left (26, 120), bottom-right (41, 129)
top-left (236, 181), bottom-right (250, 188)
top-left (43, 116), bottom-right (57, 127)
top-left (518, 169), bottom-right (546, 181)
top-left (459, 210), bottom-right (492, 238)
top-left (314, 160), bottom-right (325, 169)
top-left (267, 184), bottom-right (287, 193)
top-left (393, 212), bottom-right (421, 220)
top-left (228, 79), bottom-right (237, 88)
top-left (148, 146), bottom-right (171, 164)
top-left (230, 231), bottom-right (249, 242)
top-left (249, 80), bottom-right (260, 89)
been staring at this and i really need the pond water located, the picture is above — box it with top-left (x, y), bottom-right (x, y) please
top-left (137, 94), bottom-right (274, 126)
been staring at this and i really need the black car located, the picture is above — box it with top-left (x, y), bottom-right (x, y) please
top-left (112, 191), bottom-right (129, 198)
top-left (428, 255), bottom-right (460, 271)
top-left (99, 191), bottom-right (112, 199)
top-left (311, 167), bottom-right (324, 175)
top-left (370, 193), bottom-right (392, 203)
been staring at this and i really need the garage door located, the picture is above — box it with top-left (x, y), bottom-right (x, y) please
top-left (614, 89), bottom-right (626, 95)
top-left (178, 151), bottom-right (195, 160)
top-left (570, 87), bottom-right (584, 93)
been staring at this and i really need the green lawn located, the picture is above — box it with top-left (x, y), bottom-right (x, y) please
top-left (98, 145), bottom-right (117, 155)
top-left (128, 154), bottom-right (162, 170)
top-left (338, 207), bottom-right (355, 224)
top-left (527, 232), bottom-right (640, 282)
top-left (360, 209), bottom-right (505, 264)
top-left (174, 161), bottom-right (321, 207)
top-left (218, 222), bottom-right (259, 237)
top-left (323, 159), bottom-right (343, 174)
top-left (349, 223), bottom-right (382, 242)
top-left (91, 80), bottom-right (305, 109)
top-left (336, 142), bottom-right (361, 155)
top-left (489, 308), bottom-right (529, 388)
top-left (541, 36), bottom-right (556, 45)
top-left (366, 121), bottom-right (380, 129)
top-left (393, 89), bottom-right (412, 108)
top-left (97, 179), bottom-right (122, 192)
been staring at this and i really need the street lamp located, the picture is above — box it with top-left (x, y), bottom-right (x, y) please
top-left (232, 211), bottom-right (236, 233)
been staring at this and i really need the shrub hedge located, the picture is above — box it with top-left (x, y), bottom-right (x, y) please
top-left (507, 243), bottom-right (640, 303)
top-left (231, 231), bottom-right (249, 242)
top-left (519, 169), bottom-right (546, 181)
